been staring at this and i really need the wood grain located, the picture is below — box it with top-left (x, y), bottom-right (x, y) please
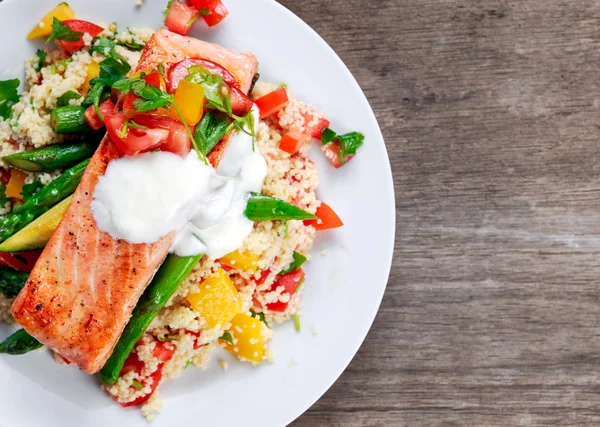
top-left (285, 0), bottom-right (600, 426)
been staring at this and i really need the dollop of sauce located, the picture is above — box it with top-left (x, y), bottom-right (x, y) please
top-left (91, 109), bottom-right (266, 258)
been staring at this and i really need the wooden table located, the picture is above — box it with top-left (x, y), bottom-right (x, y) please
top-left (286, 0), bottom-right (600, 426)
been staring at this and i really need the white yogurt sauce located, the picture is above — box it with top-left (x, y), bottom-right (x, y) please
top-left (91, 109), bottom-right (267, 259)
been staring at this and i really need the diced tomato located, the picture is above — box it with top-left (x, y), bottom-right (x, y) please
top-left (255, 88), bottom-right (289, 119)
top-left (105, 112), bottom-right (169, 156)
top-left (118, 367), bottom-right (163, 408)
top-left (279, 130), bottom-right (309, 155)
top-left (265, 268), bottom-right (305, 312)
top-left (302, 113), bottom-right (330, 141)
top-left (186, 330), bottom-right (205, 350)
top-left (57, 20), bottom-right (104, 53)
top-left (188, 0), bottom-right (229, 27)
top-left (255, 269), bottom-right (271, 286)
top-left (202, 0), bottom-right (229, 27)
top-left (304, 202), bottom-right (344, 231)
top-left (84, 100), bottom-right (115, 130)
top-left (320, 141), bottom-right (355, 168)
top-left (120, 353), bottom-right (145, 376)
top-left (167, 58), bottom-right (253, 116)
top-left (132, 114), bottom-right (193, 157)
top-left (164, 1), bottom-right (198, 36)
top-left (153, 342), bottom-right (175, 363)
top-left (0, 250), bottom-right (43, 273)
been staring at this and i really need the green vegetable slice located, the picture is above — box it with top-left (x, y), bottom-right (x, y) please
top-left (0, 267), bottom-right (29, 299)
top-left (3, 142), bottom-right (96, 172)
top-left (51, 106), bottom-right (89, 134)
top-left (245, 193), bottom-right (317, 221)
top-left (0, 329), bottom-right (42, 355)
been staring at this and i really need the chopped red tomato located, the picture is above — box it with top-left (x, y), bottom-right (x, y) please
top-left (167, 58), bottom-right (252, 116)
top-left (120, 353), bottom-right (145, 376)
top-left (202, 0), bottom-right (229, 27)
top-left (255, 269), bottom-right (271, 286)
top-left (320, 141), bottom-right (355, 169)
top-left (153, 342), bottom-right (176, 363)
top-left (117, 368), bottom-right (163, 408)
top-left (0, 250), bottom-right (42, 273)
top-left (133, 114), bottom-right (193, 157)
top-left (164, 1), bottom-right (198, 36)
top-left (265, 268), bottom-right (305, 312)
top-left (279, 130), bottom-right (309, 155)
top-left (105, 112), bottom-right (169, 156)
top-left (123, 72), bottom-right (164, 118)
top-left (304, 202), bottom-right (344, 231)
top-left (186, 330), bottom-right (205, 350)
top-left (58, 20), bottom-right (104, 53)
top-left (302, 113), bottom-right (330, 141)
top-left (84, 100), bottom-right (115, 130)
top-left (255, 88), bottom-right (289, 119)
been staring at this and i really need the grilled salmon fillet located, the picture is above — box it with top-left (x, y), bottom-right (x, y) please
top-left (12, 30), bottom-right (259, 374)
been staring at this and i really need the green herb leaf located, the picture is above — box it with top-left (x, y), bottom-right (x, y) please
top-left (199, 8), bottom-right (210, 16)
top-left (46, 17), bottom-right (83, 43)
top-left (0, 184), bottom-right (9, 207)
top-left (0, 79), bottom-right (20, 120)
top-left (131, 379), bottom-right (144, 390)
top-left (90, 55), bottom-right (132, 87)
top-left (219, 331), bottom-right (234, 344)
top-left (279, 252), bottom-right (307, 276)
top-left (185, 360), bottom-right (193, 369)
top-left (35, 50), bottom-right (47, 72)
top-left (185, 65), bottom-right (229, 112)
top-left (194, 111), bottom-right (233, 155)
top-left (321, 127), bottom-right (337, 144)
top-left (157, 335), bottom-right (178, 342)
top-left (56, 90), bottom-right (81, 108)
top-left (250, 309), bottom-right (269, 327)
top-left (90, 37), bottom-right (116, 56)
top-left (21, 179), bottom-right (43, 202)
top-left (82, 82), bottom-right (104, 106)
top-left (164, 0), bottom-right (174, 16)
top-left (338, 131), bottom-right (364, 164)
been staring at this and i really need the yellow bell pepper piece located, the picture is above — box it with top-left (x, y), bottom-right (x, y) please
top-left (27, 2), bottom-right (76, 40)
top-left (6, 170), bottom-right (27, 200)
top-left (219, 250), bottom-right (260, 272)
top-left (81, 62), bottom-right (100, 95)
top-left (222, 314), bottom-right (265, 363)
top-left (186, 269), bottom-right (241, 328)
top-left (169, 80), bottom-right (204, 126)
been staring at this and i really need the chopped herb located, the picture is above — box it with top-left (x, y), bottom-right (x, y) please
top-left (294, 278), bottom-right (305, 294)
top-left (21, 180), bottom-right (43, 202)
top-left (0, 184), bottom-right (9, 207)
top-left (185, 360), bottom-right (193, 369)
top-left (157, 63), bottom-right (165, 75)
top-left (321, 127), bottom-right (337, 144)
top-left (46, 17), bottom-right (83, 43)
top-left (199, 8), bottom-right (210, 16)
top-left (117, 40), bottom-right (145, 51)
top-left (281, 221), bottom-right (289, 237)
top-left (90, 55), bottom-right (131, 87)
top-left (320, 127), bottom-right (364, 163)
top-left (194, 111), bottom-right (232, 155)
top-left (56, 90), bottom-right (81, 107)
top-left (157, 335), bottom-right (178, 342)
top-left (338, 131), bottom-right (365, 163)
top-left (50, 64), bottom-right (57, 75)
top-left (90, 37), bottom-right (116, 56)
top-left (250, 309), bottom-right (269, 327)
top-left (219, 331), bottom-right (233, 344)
top-left (293, 314), bottom-right (301, 332)
top-left (279, 252), bottom-right (307, 276)
top-left (131, 379), bottom-right (144, 390)
top-left (279, 82), bottom-right (288, 89)
top-left (34, 50), bottom-right (47, 72)
top-left (57, 58), bottom-right (73, 68)
top-left (0, 79), bottom-right (20, 120)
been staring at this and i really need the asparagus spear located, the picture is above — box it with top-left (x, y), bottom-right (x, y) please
top-left (100, 254), bottom-right (204, 385)
top-left (51, 106), bottom-right (90, 134)
top-left (2, 142), bottom-right (96, 172)
top-left (0, 159), bottom-right (89, 243)
top-left (0, 266), bottom-right (28, 299)
top-left (245, 193), bottom-right (317, 221)
top-left (0, 329), bottom-right (42, 355)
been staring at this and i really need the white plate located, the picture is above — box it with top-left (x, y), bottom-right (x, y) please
top-left (0, 0), bottom-right (395, 425)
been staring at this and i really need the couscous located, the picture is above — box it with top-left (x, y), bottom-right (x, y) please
top-left (0, 0), bottom-right (363, 420)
